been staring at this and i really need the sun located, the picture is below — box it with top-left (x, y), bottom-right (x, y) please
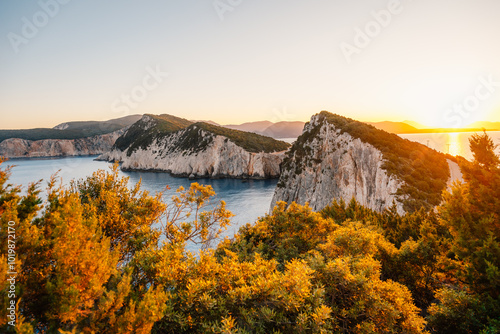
top-left (397, 72), bottom-right (496, 129)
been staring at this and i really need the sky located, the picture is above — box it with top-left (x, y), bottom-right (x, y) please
top-left (1, 0), bottom-right (500, 129)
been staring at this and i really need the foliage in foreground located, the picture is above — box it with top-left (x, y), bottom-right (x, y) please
top-left (0, 132), bottom-right (499, 333)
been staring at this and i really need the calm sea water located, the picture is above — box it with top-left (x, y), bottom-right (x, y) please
top-left (398, 131), bottom-right (500, 161)
top-left (2, 157), bottom-right (277, 250)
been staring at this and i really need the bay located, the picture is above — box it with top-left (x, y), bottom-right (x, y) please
top-left (3, 157), bottom-right (277, 250)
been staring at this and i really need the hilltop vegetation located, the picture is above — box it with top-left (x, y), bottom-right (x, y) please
top-left (0, 128), bottom-right (120, 143)
top-left (191, 122), bottom-right (290, 153)
top-left (1, 132), bottom-right (498, 333)
top-left (52, 114), bottom-right (142, 131)
top-left (113, 114), bottom-right (193, 154)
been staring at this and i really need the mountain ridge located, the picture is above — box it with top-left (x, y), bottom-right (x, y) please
top-left (223, 121), bottom-right (305, 139)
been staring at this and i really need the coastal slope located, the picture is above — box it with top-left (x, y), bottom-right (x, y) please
top-left (0, 129), bottom-right (126, 158)
top-left (0, 115), bottom-right (142, 158)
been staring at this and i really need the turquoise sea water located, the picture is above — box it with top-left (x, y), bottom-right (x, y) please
top-left (3, 157), bottom-right (277, 250)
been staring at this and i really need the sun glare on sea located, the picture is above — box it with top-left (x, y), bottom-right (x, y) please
top-left (446, 132), bottom-right (463, 156)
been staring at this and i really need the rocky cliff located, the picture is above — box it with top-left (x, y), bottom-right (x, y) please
top-left (0, 129), bottom-right (125, 158)
top-left (97, 114), bottom-right (290, 179)
top-left (271, 111), bottom-right (458, 214)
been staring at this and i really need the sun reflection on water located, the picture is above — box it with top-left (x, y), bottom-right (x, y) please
top-left (446, 132), bottom-right (462, 156)
top-left (398, 131), bottom-right (500, 161)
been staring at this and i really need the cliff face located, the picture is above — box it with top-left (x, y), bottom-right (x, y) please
top-left (0, 129), bottom-right (125, 158)
top-left (97, 116), bottom-right (289, 179)
top-left (271, 115), bottom-right (405, 213)
top-left (271, 112), bottom-right (457, 214)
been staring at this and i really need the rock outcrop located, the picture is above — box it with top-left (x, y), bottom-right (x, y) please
top-left (0, 129), bottom-right (125, 158)
top-left (271, 111), bottom-right (460, 214)
top-left (97, 114), bottom-right (290, 179)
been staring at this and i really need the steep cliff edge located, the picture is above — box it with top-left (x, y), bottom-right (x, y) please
top-left (97, 114), bottom-right (290, 179)
top-left (271, 111), bottom-right (456, 213)
top-left (0, 129), bottom-right (126, 158)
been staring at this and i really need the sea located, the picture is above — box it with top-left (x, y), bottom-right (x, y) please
top-left (3, 131), bottom-right (499, 250)
top-left (398, 131), bottom-right (500, 161)
top-left (2, 156), bottom-right (277, 251)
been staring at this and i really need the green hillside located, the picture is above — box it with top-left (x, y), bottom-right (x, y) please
top-left (0, 128), bottom-right (118, 143)
top-left (0, 115), bottom-right (142, 143)
top-left (53, 114), bottom-right (142, 131)
top-left (192, 122), bottom-right (290, 153)
top-left (114, 114), bottom-right (194, 155)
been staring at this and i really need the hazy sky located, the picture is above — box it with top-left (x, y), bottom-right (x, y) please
top-left (1, 0), bottom-right (500, 129)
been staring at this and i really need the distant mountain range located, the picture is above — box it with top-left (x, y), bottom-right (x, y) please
top-left (53, 115), bottom-right (142, 131)
top-left (367, 121), bottom-right (420, 134)
top-left (0, 115), bottom-right (142, 143)
top-left (224, 121), bottom-right (273, 133)
top-left (468, 121), bottom-right (500, 130)
top-left (402, 120), bottom-right (431, 129)
top-left (1, 115), bottom-right (498, 146)
top-left (223, 121), bottom-right (305, 139)
top-left (224, 119), bottom-right (500, 137)
top-left (369, 120), bottom-right (500, 134)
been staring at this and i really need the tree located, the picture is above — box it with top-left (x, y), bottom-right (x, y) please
top-left (219, 201), bottom-right (337, 267)
top-left (0, 164), bottom-right (169, 333)
top-left (459, 132), bottom-right (500, 233)
top-left (75, 164), bottom-right (165, 263)
top-left (0, 162), bottom-right (231, 333)
top-left (161, 182), bottom-right (232, 249)
top-left (428, 132), bottom-right (500, 333)
top-left (218, 202), bottom-right (427, 333)
top-left (468, 131), bottom-right (500, 170)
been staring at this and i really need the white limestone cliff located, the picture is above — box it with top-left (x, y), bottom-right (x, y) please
top-left (0, 129), bottom-right (125, 158)
top-left (271, 115), bottom-right (405, 214)
top-left (97, 125), bottom-right (285, 179)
